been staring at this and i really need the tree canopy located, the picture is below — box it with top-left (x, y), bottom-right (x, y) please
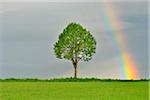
top-left (54, 22), bottom-right (96, 62)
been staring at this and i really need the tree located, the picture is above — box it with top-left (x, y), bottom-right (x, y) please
top-left (53, 22), bottom-right (96, 78)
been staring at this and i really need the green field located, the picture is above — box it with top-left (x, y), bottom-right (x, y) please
top-left (0, 81), bottom-right (149, 100)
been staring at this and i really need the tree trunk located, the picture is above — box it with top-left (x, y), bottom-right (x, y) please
top-left (73, 62), bottom-right (77, 78)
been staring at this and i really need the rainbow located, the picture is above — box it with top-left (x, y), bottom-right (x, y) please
top-left (100, 2), bottom-right (139, 80)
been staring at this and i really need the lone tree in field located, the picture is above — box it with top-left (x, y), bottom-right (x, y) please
top-left (54, 22), bottom-right (96, 78)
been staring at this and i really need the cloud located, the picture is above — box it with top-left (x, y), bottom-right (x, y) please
top-left (0, 0), bottom-right (148, 3)
top-left (0, 2), bottom-right (148, 79)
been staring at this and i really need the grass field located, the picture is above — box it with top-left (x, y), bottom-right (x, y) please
top-left (0, 81), bottom-right (149, 100)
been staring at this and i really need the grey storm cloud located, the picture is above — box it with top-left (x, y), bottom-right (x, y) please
top-left (0, 1), bottom-right (148, 79)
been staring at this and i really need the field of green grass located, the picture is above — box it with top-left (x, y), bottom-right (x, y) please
top-left (0, 81), bottom-right (149, 100)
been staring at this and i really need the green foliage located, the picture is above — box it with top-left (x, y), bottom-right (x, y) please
top-left (0, 78), bottom-right (149, 82)
top-left (54, 22), bottom-right (96, 62)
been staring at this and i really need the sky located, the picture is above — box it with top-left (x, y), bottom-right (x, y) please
top-left (0, 1), bottom-right (149, 79)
